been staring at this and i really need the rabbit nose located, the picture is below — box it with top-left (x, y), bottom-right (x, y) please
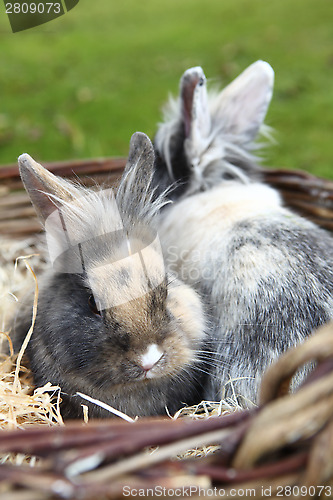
top-left (139, 344), bottom-right (163, 371)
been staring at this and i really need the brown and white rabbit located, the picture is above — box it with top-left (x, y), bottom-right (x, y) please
top-left (153, 61), bottom-right (333, 406)
top-left (13, 133), bottom-right (208, 419)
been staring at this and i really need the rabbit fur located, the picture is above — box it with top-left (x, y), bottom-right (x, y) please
top-left (13, 133), bottom-right (208, 419)
top-left (153, 61), bottom-right (333, 406)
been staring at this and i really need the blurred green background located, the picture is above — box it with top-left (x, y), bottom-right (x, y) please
top-left (0, 0), bottom-right (332, 178)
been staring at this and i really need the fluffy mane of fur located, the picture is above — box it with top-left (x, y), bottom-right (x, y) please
top-left (43, 178), bottom-right (170, 291)
top-left (45, 177), bottom-right (169, 250)
top-left (19, 133), bottom-right (171, 274)
top-left (154, 62), bottom-right (274, 195)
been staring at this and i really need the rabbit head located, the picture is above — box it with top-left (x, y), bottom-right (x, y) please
top-left (17, 133), bottom-right (207, 418)
top-left (154, 61), bottom-right (274, 195)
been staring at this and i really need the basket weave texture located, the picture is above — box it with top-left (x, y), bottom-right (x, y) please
top-left (0, 158), bottom-right (332, 236)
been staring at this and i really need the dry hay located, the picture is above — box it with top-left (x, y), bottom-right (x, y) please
top-left (0, 236), bottom-right (65, 469)
top-left (0, 234), bottom-right (48, 330)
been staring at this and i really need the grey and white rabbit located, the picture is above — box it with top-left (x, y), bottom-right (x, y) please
top-left (153, 61), bottom-right (333, 406)
top-left (13, 132), bottom-right (208, 419)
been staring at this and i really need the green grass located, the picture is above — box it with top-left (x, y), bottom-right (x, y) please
top-left (0, 0), bottom-right (332, 178)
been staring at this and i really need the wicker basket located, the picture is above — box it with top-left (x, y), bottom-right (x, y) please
top-left (0, 159), bottom-right (333, 499)
top-left (0, 159), bottom-right (332, 237)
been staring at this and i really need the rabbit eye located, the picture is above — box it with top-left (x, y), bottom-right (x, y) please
top-left (88, 294), bottom-right (101, 316)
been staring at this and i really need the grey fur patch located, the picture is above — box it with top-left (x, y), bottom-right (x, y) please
top-left (159, 183), bottom-right (333, 406)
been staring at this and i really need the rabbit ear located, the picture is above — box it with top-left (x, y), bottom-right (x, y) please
top-left (18, 154), bottom-right (76, 223)
top-left (117, 132), bottom-right (157, 217)
top-left (125, 131), bottom-right (155, 179)
top-left (180, 66), bottom-right (211, 140)
top-left (212, 60), bottom-right (274, 142)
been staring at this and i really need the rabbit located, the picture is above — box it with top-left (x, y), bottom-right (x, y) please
top-left (153, 61), bottom-right (333, 407)
top-left (13, 132), bottom-right (209, 419)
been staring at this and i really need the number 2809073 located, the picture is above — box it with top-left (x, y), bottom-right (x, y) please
top-left (5, 3), bottom-right (62, 14)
